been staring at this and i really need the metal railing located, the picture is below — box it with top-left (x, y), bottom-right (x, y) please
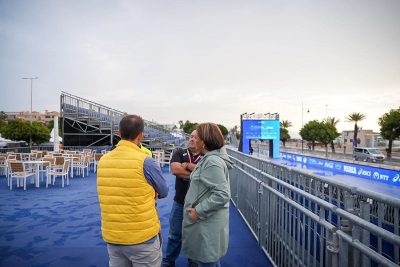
top-left (0, 146), bottom-right (53, 154)
top-left (0, 144), bottom-right (180, 154)
top-left (227, 147), bottom-right (400, 267)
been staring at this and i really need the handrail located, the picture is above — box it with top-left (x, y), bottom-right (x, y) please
top-left (228, 152), bottom-right (400, 267)
top-left (226, 147), bottom-right (400, 207)
top-left (61, 91), bottom-right (127, 115)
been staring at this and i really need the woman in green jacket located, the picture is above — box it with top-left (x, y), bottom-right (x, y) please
top-left (182, 123), bottom-right (233, 267)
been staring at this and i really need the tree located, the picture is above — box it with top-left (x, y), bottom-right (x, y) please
top-left (324, 116), bottom-right (340, 153)
top-left (378, 108), bottom-right (400, 159)
top-left (179, 120), bottom-right (197, 134)
top-left (178, 120), bottom-right (229, 137)
top-left (230, 125), bottom-right (241, 141)
top-left (31, 121), bottom-right (51, 144)
top-left (1, 119), bottom-right (50, 144)
top-left (0, 111), bottom-right (6, 121)
top-left (280, 120), bottom-right (292, 129)
top-left (217, 124), bottom-right (228, 137)
top-left (300, 120), bottom-right (339, 155)
top-left (0, 111), bottom-right (7, 132)
top-left (317, 122), bottom-right (340, 157)
top-left (230, 125), bottom-right (238, 134)
top-left (1, 119), bottom-right (31, 142)
top-left (280, 128), bottom-right (290, 147)
top-left (280, 120), bottom-right (292, 147)
top-left (299, 120), bottom-right (320, 150)
top-left (346, 112), bottom-right (366, 147)
top-left (179, 120), bottom-right (198, 134)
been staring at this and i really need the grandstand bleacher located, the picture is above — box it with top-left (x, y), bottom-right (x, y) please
top-left (60, 92), bottom-right (186, 148)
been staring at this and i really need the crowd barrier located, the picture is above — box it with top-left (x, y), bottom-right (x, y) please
top-left (227, 147), bottom-right (400, 267)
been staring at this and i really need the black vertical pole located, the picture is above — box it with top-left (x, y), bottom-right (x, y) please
top-left (238, 114), bottom-right (243, 152)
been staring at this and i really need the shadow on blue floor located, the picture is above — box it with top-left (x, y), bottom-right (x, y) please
top-left (0, 168), bottom-right (271, 267)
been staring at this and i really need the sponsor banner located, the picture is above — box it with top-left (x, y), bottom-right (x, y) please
top-left (280, 152), bottom-right (400, 186)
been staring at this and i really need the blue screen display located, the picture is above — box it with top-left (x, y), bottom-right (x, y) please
top-left (241, 118), bottom-right (280, 158)
top-left (243, 120), bottom-right (280, 140)
top-left (261, 120), bottom-right (280, 140)
top-left (281, 152), bottom-right (400, 186)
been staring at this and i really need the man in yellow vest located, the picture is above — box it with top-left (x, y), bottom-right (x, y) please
top-left (97, 114), bottom-right (168, 267)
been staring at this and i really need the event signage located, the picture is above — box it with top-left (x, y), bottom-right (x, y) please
top-left (241, 119), bottom-right (280, 158)
top-left (242, 120), bottom-right (280, 140)
top-left (281, 152), bottom-right (400, 186)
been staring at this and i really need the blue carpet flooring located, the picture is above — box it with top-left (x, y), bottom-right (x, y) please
top-left (0, 168), bottom-right (271, 267)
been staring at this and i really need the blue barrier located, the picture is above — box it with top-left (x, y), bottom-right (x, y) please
top-left (281, 152), bottom-right (400, 187)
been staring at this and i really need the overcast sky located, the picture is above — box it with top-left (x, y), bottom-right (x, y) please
top-left (1, 0), bottom-right (399, 136)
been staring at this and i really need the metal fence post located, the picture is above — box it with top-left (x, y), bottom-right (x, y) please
top-left (235, 172), bottom-right (239, 205)
top-left (352, 223), bottom-right (361, 267)
top-left (257, 181), bottom-right (263, 243)
top-left (360, 200), bottom-right (371, 267)
top-left (327, 232), bottom-right (339, 267)
top-left (340, 192), bottom-right (355, 266)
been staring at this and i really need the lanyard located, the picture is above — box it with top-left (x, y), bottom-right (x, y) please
top-left (187, 149), bottom-right (201, 164)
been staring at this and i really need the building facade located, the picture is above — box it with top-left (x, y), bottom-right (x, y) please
top-left (341, 129), bottom-right (382, 148)
top-left (5, 110), bottom-right (60, 124)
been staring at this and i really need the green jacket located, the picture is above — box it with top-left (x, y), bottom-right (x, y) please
top-left (182, 147), bottom-right (233, 263)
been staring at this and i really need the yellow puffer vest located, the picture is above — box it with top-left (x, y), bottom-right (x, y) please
top-left (97, 140), bottom-right (160, 245)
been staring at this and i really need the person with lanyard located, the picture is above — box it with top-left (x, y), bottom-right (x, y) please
top-left (162, 130), bottom-right (202, 267)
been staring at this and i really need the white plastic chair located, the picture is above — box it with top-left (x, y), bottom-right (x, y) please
top-left (8, 161), bottom-right (36, 190)
top-left (75, 155), bottom-right (90, 177)
top-left (159, 149), bottom-right (174, 172)
top-left (0, 155), bottom-right (7, 176)
top-left (47, 160), bottom-right (70, 188)
top-left (39, 157), bottom-right (55, 183)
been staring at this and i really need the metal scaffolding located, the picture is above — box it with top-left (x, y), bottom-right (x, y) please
top-left (60, 91), bottom-right (126, 147)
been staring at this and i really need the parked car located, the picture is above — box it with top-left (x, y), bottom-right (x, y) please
top-left (353, 147), bottom-right (385, 163)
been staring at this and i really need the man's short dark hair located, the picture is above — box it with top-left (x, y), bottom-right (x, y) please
top-left (119, 115), bottom-right (144, 140)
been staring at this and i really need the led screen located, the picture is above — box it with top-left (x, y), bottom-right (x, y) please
top-left (242, 120), bottom-right (280, 140)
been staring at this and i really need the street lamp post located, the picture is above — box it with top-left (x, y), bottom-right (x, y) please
top-left (301, 102), bottom-right (304, 153)
top-left (22, 77), bottom-right (38, 148)
top-left (238, 112), bottom-right (247, 152)
top-left (301, 102), bottom-right (310, 154)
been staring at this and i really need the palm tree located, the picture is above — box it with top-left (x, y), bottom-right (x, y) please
top-left (280, 120), bottom-right (293, 129)
top-left (280, 120), bottom-right (292, 147)
top-left (324, 117), bottom-right (340, 153)
top-left (345, 112), bottom-right (366, 148)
